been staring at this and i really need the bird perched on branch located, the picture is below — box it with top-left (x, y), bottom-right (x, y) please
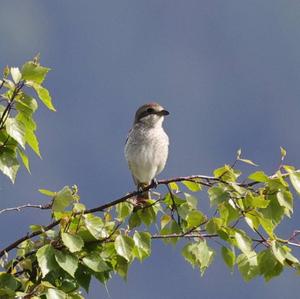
top-left (125, 103), bottom-right (169, 200)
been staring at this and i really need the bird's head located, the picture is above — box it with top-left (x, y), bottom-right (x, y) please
top-left (134, 102), bottom-right (169, 127)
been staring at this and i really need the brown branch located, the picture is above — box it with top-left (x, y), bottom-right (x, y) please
top-left (0, 172), bottom-right (297, 259)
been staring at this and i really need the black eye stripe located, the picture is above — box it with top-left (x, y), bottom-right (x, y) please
top-left (146, 108), bottom-right (155, 113)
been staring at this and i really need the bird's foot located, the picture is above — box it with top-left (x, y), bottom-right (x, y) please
top-left (151, 178), bottom-right (158, 188)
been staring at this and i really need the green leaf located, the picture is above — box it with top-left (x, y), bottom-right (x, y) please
top-left (0, 151), bottom-right (20, 183)
top-left (46, 288), bottom-right (66, 299)
top-left (15, 94), bottom-right (38, 115)
top-left (213, 165), bottom-right (241, 182)
top-left (84, 214), bottom-right (108, 239)
top-left (258, 249), bottom-right (283, 281)
top-left (248, 171), bottom-right (268, 182)
top-left (25, 129), bottom-right (41, 157)
top-left (237, 252), bottom-right (259, 281)
top-left (114, 235), bottom-right (135, 262)
top-left (30, 82), bottom-right (56, 111)
top-left (39, 188), bottom-right (56, 197)
top-left (221, 246), bottom-right (235, 270)
top-left (0, 273), bottom-right (21, 291)
top-left (115, 256), bottom-right (129, 280)
top-left (17, 148), bottom-right (30, 173)
top-left (182, 180), bottom-right (201, 192)
top-left (182, 241), bottom-right (214, 275)
top-left (21, 61), bottom-right (50, 84)
top-left (128, 212), bottom-right (141, 229)
top-left (61, 232), bottom-right (84, 253)
top-left (10, 67), bottom-right (21, 84)
top-left (137, 206), bottom-right (156, 226)
top-left (184, 193), bottom-right (198, 209)
top-left (271, 241), bottom-right (286, 265)
top-left (133, 231), bottom-right (151, 261)
top-left (52, 186), bottom-right (73, 212)
top-left (55, 250), bottom-right (78, 277)
top-left (235, 231), bottom-right (252, 254)
top-left (82, 253), bottom-right (110, 272)
top-left (169, 182), bottom-right (179, 192)
top-left (208, 186), bottom-right (230, 206)
top-left (260, 194), bottom-right (285, 227)
top-left (160, 214), bottom-right (172, 229)
top-left (75, 264), bottom-right (91, 293)
top-left (244, 195), bottom-right (269, 209)
top-left (36, 244), bottom-right (57, 277)
top-left (116, 201), bottom-right (133, 221)
top-left (5, 118), bottom-right (26, 148)
top-left (186, 210), bottom-right (205, 228)
top-left (276, 190), bottom-right (293, 216)
top-left (280, 146), bottom-right (286, 160)
top-left (288, 172), bottom-right (300, 195)
top-left (238, 158), bottom-right (258, 166)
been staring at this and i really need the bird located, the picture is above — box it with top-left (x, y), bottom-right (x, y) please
top-left (124, 102), bottom-right (169, 200)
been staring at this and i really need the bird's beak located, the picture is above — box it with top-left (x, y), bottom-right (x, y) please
top-left (158, 109), bottom-right (169, 116)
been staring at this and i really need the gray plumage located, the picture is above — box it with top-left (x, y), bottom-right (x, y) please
top-left (125, 103), bottom-right (169, 199)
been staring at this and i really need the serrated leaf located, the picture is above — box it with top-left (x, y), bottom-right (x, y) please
top-left (61, 232), bottom-right (84, 253)
top-left (82, 253), bottom-right (110, 272)
top-left (208, 186), bottom-right (230, 206)
top-left (237, 252), bottom-right (259, 281)
top-left (182, 180), bottom-right (201, 192)
top-left (128, 212), bottom-right (141, 229)
top-left (289, 172), bottom-right (300, 195)
top-left (25, 129), bottom-right (41, 157)
top-left (84, 214), bottom-right (108, 239)
top-left (182, 241), bottom-right (214, 275)
top-left (55, 250), bottom-right (78, 277)
top-left (235, 231), bottom-right (252, 254)
top-left (46, 288), bottom-right (66, 299)
top-left (186, 210), bottom-right (205, 228)
top-left (5, 118), bottom-right (26, 148)
top-left (160, 214), bottom-right (171, 229)
top-left (10, 67), bottom-right (21, 84)
top-left (133, 231), bottom-right (151, 261)
top-left (248, 171), bottom-right (268, 182)
top-left (116, 201), bottom-right (133, 221)
top-left (30, 82), bottom-right (56, 111)
top-left (21, 61), bottom-right (50, 84)
top-left (15, 94), bottom-right (38, 115)
top-left (258, 249), bottom-right (283, 281)
top-left (0, 151), bottom-right (19, 183)
top-left (17, 148), bottom-right (30, 173)
top-left (36, 244), bottom-right (57, 277)
top-left (221, 246), bottom-right (235, 270)
top-left (184, 193), bottom-right (198, 209)
top-left (277, 190), bottom-right (293, 215)
top-left (115, 235), bottom-right (135, 262)
top-left (52, 186), bottom-right (73, 212)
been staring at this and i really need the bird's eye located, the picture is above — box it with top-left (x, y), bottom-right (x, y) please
top-left (147, 108), bottom-right (155, 114)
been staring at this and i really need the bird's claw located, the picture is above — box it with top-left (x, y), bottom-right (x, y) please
top-left (151, 178), bottom-right (158, 188)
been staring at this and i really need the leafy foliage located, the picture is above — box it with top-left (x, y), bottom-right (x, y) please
top-left (0, 60), bottom-right (300, 298)
top-left (0, 56), bottom-right (54, 182)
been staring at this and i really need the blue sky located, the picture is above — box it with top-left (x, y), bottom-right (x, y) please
top-left (1, 1), bottom-right (300, 298)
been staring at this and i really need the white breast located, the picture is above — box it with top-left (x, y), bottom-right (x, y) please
top-left (125, 125), bottom-right (169, 185)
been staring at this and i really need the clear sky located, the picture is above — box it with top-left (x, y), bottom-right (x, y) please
top-left (1, 1), bottom-right (300, 298)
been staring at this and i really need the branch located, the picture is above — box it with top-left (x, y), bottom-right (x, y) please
top-left (0, 172), bottom-right (298, 259)
top-left (0, 203), bottom-right (51, 215)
